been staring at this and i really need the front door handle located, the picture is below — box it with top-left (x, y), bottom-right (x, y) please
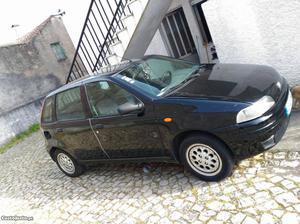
top-left (94, 124), bottom-right (104, 129)
top-left (56, 128), bottom-right (64, 133)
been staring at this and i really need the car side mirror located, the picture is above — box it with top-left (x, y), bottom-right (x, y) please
top-left (118, 102), bottom-right (144, 115)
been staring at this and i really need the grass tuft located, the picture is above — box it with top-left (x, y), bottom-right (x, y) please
top-left (0, 123), bottom-right (40, 154)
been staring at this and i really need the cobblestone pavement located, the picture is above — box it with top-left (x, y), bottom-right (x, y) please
top-left (0, 132), bottom-right (300, 224)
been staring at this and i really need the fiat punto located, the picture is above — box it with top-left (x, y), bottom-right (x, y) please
top-left (40, 55), bottom-right (292, 181)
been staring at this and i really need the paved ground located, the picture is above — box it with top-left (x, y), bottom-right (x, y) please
top-left (0, 114), bottom-right (300, 224)
top-left (273, 111), bottom-right (300, 152)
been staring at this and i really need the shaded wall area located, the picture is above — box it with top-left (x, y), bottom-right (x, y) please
top-left (202, 0), bottom-right (300, 86)
top-left (0, 16), bottom-right (75, 145)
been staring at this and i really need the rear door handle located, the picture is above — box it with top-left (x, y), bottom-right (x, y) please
top-left (56, 128), bottom-right (64, 133)
top-left (94, 124), bottom-right (104, 129)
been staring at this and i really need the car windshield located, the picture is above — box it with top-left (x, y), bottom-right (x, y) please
top-left (115, 56), bottom-right (200, 97)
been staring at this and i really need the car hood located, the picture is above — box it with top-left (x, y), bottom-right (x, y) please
top-left (169, 63), bottom-right (285, 103)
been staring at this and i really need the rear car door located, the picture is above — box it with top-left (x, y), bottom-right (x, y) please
top-left (85, 80), bottom-right (164, 159)
top-left (52, 86), bottom-right (108, 161)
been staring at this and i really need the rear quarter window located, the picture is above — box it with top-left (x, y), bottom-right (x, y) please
top-left (41, 97), bottom-right (54, 123)
top-left (56, 87), bottom-right (85, 121)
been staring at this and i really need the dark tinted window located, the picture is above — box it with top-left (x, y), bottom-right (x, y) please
top-left (86, 81), bottom-right (139, 117)
top-left (56, 87), bottom-right (85, 121)
top-left (41, 97), bottom-right (53, 123)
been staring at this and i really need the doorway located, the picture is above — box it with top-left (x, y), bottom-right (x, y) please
top-left (193, 1), bottom-right (218, 62)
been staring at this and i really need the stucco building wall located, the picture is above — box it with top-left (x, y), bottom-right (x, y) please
top-left (0, 16), bottom-right (75, 145)
top-left (202, 0), bottom-right (300, 86)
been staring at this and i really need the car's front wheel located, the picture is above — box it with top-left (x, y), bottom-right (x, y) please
top-left (180, 134), bottom-right (234, 182)
top-left (54, 150), bottom-right (84, 177)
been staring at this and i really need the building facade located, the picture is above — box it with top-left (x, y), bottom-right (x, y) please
top-left (145, 0), bottom-right (300, 86)
top-left (0, 16), bottom-right (75, 145)
top-left (71, 0), bottom-right (300, 88)
top-left (202, 0), bottom-right (300, 86)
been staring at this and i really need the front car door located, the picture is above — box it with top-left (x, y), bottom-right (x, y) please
top-left (85, 80), bottom-right (164, 159)
top-left (52, 86), bottom-right (108, 161)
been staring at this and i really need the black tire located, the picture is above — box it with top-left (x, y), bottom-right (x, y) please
top-left (54, 149), bottom-right (84, 177)
top-left (179, 134), bottom-right (234, 182)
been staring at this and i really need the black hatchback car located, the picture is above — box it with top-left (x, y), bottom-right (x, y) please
top-left (40, 55), bottom-right (292, 181)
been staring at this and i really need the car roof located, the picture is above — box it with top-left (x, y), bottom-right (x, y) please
top-left (45, 54), bottom-right (180, 98)
top-left (46, 72), bottom-right (116, 97)
top-left (46, 59), bottom-right (140, 98)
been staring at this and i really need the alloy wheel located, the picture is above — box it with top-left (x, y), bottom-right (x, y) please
top-left (57, 153), bottom-right (75, 174)
top-left (186, 143), bottom-right (222, 176)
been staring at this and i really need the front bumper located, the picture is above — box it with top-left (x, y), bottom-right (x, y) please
top-left (215, 89), bottom-right (290, 160)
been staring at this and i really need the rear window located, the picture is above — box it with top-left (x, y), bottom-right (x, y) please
top-left (41, 97), bottom-right (54, 123)
top-left (56, 87), bottom-right (85, 121)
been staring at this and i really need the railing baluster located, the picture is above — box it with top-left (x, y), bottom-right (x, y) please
top-left (83, 33), bottom-right (98, 62)
top-left (77, 54), bottom-right (89, 75)
top-left (80, 44), bottom-right (94, 71)
top-left (95, 0), bottom-right (115, 33)
top-left (87, 20), bottom-right (102, 50)
top-left (106, 0), bottom-right (122, 31)
top-left (73, 63), bottom-right (80, 79)
top-left (66, 0), bottom-right (129, 83)
top-left (74, 61), bottom-right (83, 78)
top-left (89, 12), bottom-right (106, 41)
top-left (66, 0), bottom-right (95, 83)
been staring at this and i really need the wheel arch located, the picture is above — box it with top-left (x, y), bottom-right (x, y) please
top-left (172, 130), bottom-right (234, 163)
top-left (49, 147), bottom-right (58, 161)
top-left (49, 147), bottom-right (78, 162)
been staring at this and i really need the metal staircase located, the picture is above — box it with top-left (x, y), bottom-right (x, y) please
top-left (66, 0), bottom-right (130, 83)
top-left (66, 0), bottom-right (172, 83)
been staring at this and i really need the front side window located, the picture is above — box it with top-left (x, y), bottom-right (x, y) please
top-left (56, 87), bottom-right (85, 121)
top-left (115, 56), bottom-right (200, 96)
top-left (41, 97), bottom-right (54, 123)
top-left (86, 81), bottom-right (139, 117)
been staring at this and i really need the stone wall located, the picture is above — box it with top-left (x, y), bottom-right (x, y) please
top-left (0, 16), bottom-right (75, 145)
top-left (0, 99), bottom-right (43, 144)
top-left (202, 0), bottom-right (300, 86)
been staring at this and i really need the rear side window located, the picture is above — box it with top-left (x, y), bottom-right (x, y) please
top-left (56, 87), bottom-right (85, 121)
top-left (41, 97), bottom-right (54, 123)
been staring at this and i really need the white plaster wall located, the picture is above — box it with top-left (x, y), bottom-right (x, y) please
top-left (202, 0), bottom-right (300, 86)
top-left (145, 30), bottom-right (169, 56)
top-left (145, 0), bottom-right (209, 63)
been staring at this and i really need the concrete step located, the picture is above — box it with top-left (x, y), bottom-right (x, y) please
top-left (106, 53), bottom-right (121, 65)
top-left (116, 28), bottom-right (130, 49)
top-left (122, 14), bottom-right (137, 37)
top-left (127, 0), bottom-right (145, 19)
top-left (127, 0), bottom-right (145, 17)
top-left (139, 0), bottom-right (149, 8)
top-left (109, 40), bottom-right (125, 59)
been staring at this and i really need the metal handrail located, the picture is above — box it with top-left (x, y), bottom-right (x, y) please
top-left (93, 0), bottom-right (125, 72)
top-left (66, 0), bottom-right (129, 83)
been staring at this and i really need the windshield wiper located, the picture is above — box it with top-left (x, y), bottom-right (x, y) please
top-left (162, 69), bottom-right (202, 96)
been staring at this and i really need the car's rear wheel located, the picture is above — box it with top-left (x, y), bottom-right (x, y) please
top-left (180, 134), bottom-right (234, 182)
top-left (54, 150), bottom-right (84, 177)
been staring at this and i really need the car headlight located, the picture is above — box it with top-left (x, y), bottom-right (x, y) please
top-left (236, 96), bottom-right (275, 124)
